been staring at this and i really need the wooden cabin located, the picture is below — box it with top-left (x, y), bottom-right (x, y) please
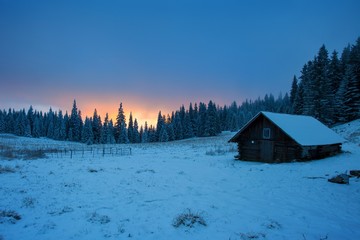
top-left (229, 112), bottom-right (344, 163)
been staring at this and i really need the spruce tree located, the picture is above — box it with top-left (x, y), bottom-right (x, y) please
top-left (133, 118), bottom-right (140, 143)
top-left (155, 111), bottom-right (164, 141)
top-left (167, 122), bottom-right (175, 141)
top-left (159, 126), bottom-right (169, 142)
top-left (0, 110), bottom-right (5, 133)
top-left (115, 103), bottom-right (128, 143)
top-left (301, 61), bottom-right (316, 116)
top-left (290, 75), bottom-right (298, 107)
top-left (92, 109), bottom-right (102, 144)
top-left (193, 103), bottom-right (199, 136)
top-left (47, 109), bottom-right (56, 138)
top-left (63, 112), bottom-right (70, 140)
top-left (328, 51), bottom-right (343, 123)
top-left (108, 120), bottom-right (116, 144)
top-left (197, 102), bottom-right (207, 137)
top-left (205, 101), bottom-right (220, 136)
top-left (5, 109), bottom-right (15, 134)
top-left (128, 112), bottom-right (134, 143)
top-left (57, 110), bottom-right (67, 140)
top-left (335, 76), bottom-right (348, 123)
top-left (27, 106), bottom-right (34, 135)
top-left (70, 100), bottom-right (81, 142)
top-left (100, 113), bottom-right (108, 144)
top-left (14, 109), bottom-right (26, 136)
top-left (81, 117), bottom-right (94, 145)
top-left (141, 122), bottom-right (149, 143)
top-left (345, 37), bottom-right (360, 120)
top-left (183, 111), bottom-right (194, 138)
top-left (32, 116), bottom-right (41, 138)
top-left (173, 112), bottom-right (183, 140)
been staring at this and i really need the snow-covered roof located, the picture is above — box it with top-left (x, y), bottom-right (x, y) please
top-left (230, 111), bottom-right (345, 146)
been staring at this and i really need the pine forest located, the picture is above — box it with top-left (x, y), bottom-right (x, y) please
top-left (0, 38), bottom-right (359, 144)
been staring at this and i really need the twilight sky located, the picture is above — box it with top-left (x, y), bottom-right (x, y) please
top-left (1, 0), bottom-right (359, 125)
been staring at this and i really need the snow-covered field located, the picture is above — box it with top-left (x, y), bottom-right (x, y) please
top-left (0, 121), bottom-right (359, 240)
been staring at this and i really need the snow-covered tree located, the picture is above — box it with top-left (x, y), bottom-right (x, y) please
top-left (133, 118), bottom-right (140, 143)
top-left (81, 117), bottom-right (94, 145)
top-left (92, 109), bottom-right (102, 144)
top-left (128, 112), bottom-right (134, 143)
top-left (159, 125), bottom-right (169, 142)
top-left (290, 75), bottom-right (298, 108)
top-left (115, 103), bottom-right (128, 143)
top-left (69, 100), bottom-right (82, 142)
top-left (155, 111), bottom-right (165, 141)
top-left (205, 101), bottom-right (220, 136)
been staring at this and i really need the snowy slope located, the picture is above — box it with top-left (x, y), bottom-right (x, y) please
top-left (333, 119), bottom-right (360, 144)
top-left (0, 123), bottom-right (359, 240)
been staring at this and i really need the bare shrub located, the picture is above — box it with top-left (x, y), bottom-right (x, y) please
top-left (238, 232), bottom-right (266, 240)
top-left (48, 206), bottom-right (74, 216)
top-left (88, 168), bottom-right (103, 173)
top-left (172, 209), bottom-right (207, 228)
top-left (88, 212), bottom-right (111, 224)
top-left (22, 149), bottom-right (47, 160)
top-left (264, 219), bottom-right (282, 230)
top-left (0, 148), bottom-right (48, 160)
top-left (206, 145), bottom-right (237, 156)
top-left (0, 210), bottom-right (21, 224)
top-left (22, 197), bottom-right (36, 208)
top-left (0, 150), bottom-right (16, 160)
top-left (0, 165), bottom-right (16, 174)
top-left (136, 169), bottom-right (155, 174)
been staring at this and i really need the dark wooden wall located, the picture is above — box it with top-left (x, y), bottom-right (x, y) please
top-left (234, 114), bottom-right (341, 162)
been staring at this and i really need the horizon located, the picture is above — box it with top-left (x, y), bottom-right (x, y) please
top-left (1, 0), bottom-right (360, 126)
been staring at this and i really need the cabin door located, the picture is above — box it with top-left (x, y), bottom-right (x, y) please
top-left (261, 141), bottom-right (274, 162)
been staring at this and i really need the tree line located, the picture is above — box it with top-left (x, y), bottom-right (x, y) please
top-left (0, 94), bottom-right (291, 144)
top-left (0, 37), bottom-right (359, 144)
top-left (290, 37), bottom-right (360, 125)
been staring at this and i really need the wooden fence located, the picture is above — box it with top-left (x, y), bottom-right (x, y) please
top-left (48, 147), bottom-right (132, 158)
top-left (0, 144), bottom-right (132, 159)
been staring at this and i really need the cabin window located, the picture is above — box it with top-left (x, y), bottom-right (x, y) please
top-left (263, 128), bottom-right (271, 139)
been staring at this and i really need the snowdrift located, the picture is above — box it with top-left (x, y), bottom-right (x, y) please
top-left (0, 121), bottom-right (359, 240)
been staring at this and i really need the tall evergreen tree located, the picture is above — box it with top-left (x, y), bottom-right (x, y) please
top-left (141, 122), bottom-right (149, 143)
top-left (92, 109), bottom-right (102, 144)
top-left (155, 111), bottom-right (164, 141)
top-left (205, 101), bottom-right (220, 136)
top-left (173, 112), bottom-right (183, 140)
top-left (57, 110), bottom-right (67, 140)
top-left (107, 120), bottom-right (116, 144)
top-left (192, 103), bottom-right (199, 136)
top-left (27, 105), bottom-right (34, 135)
top-left (133, 118), bottom-right (140, 143)
top-left (5, 109), bottom-right (15, 134)
top-left (197, 102), bottom-right (207, 137)
top-left (47, 108), bottom-right (55, 138)
top-left (81, 117), bottom-right (94, 145)
top-left (115, 103), bottom-right (128, 143)
top-left (32, 115), bottom-right (42, 138)
top-left (290, 75), bottom-right (298, 107)
top-left (345, 37), bottom-right (360, 121)
top-left (0, 110), bottom-right (5, 133)
top-left (159, 125), bottom-right (169, 142)
top-left (128, 112), bottom-right (134, 143)
top-left (70, 100), bottom-right (81, 142)
top-left (183, 111), bottom-right (194, 138)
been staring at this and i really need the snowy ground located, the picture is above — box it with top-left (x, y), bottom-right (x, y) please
top-left (0, 122), bottom-right (360, 240)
